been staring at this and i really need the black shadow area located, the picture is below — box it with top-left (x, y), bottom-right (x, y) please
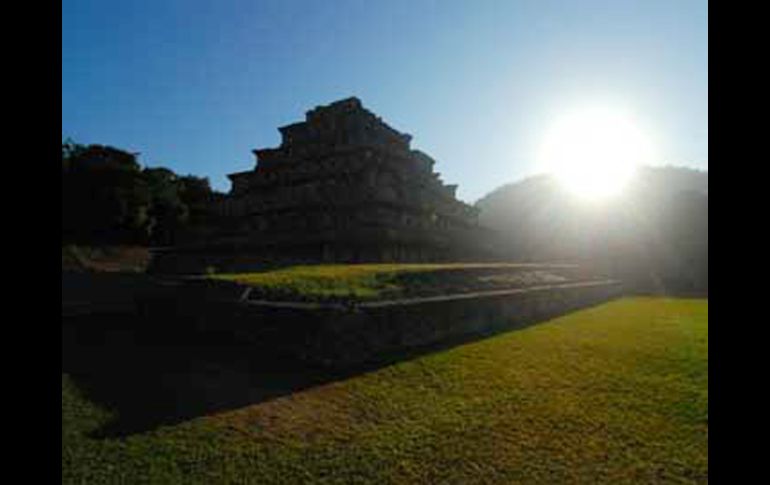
top-left (62, 303), bottom-right (570, 438)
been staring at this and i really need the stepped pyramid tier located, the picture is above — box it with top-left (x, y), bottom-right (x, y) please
top-left (152, 97), bottom-right (496, 273)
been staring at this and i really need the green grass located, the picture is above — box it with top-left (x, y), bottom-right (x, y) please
top-left (211, 263), bottom-right (576, 300)
top-left (63, 297), bottom-right (707, 483)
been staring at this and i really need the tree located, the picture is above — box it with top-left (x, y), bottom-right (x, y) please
top-left (143, 167), bottom-right (187, 245)
top-left (62, 143), bottom-right (151, 243)
top-left (62, 140), bottom-right (225, 246)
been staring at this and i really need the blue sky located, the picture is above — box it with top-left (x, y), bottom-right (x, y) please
top-left (62, 0), bottom-right (707, 202)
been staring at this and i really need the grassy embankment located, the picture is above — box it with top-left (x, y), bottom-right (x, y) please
top-left (63, 297), bottom-right (707, 483)
top-left (211, 263), bottom-right (580, 301)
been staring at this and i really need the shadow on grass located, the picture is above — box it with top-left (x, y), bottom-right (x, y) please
top-left (62, 303), bottom-right (546, 439)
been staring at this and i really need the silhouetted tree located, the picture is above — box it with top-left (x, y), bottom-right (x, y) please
top-left (178, 175), bottom-right (214, 226)
top-left (62, 143), bottom-right (151, 243)
top-left (143, 167), bottom-right (187, 245)
top-left (62, 140), bottom-right (224, 246)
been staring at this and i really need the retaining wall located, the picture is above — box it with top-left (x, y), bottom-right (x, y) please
top-left (138, 279), bottom-right (623, 366)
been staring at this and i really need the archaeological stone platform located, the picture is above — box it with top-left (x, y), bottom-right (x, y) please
top-left (135, 278), bottom-right (623, 367)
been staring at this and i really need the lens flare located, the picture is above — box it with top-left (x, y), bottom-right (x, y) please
top-left (539, 107), bottom-right (654, 199)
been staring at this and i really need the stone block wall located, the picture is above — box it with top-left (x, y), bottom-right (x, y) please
top-left (286, 281), bottom-right (623, 365)
top-left (144, 280), bottom-right (623, 367)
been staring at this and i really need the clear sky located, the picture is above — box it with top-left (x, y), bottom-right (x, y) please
top-left (62, 0), bottom-right (707, 203)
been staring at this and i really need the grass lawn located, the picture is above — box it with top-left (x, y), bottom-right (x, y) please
top-left (210, 263), bottom-right (579, 301)
top-left (62, 297), bottom-right (707, 483)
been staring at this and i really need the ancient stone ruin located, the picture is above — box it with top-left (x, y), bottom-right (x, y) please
top-left (152, 97), bottom-right (496, 272)
top-left (140, 97), bottom-right (625, 364)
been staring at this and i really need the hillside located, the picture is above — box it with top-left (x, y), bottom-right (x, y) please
top-left (476, 165), bottom-right (707, 223)
top-left (475, 166), bottom-right (708, 294)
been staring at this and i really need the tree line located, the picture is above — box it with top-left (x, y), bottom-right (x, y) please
top-left (62, 140), bottom-right (223, 246)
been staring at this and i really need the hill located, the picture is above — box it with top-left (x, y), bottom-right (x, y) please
top-left (475, 166), bottom-right (708, 294)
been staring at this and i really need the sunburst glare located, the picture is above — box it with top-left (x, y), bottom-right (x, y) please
top-left (538, 106), bottom-right (655, 200)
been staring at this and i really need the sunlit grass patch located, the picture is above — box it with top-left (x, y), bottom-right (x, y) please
top-left (210, 263), bottom-right (576, 300)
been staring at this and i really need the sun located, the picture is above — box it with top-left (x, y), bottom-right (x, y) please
top-left (538, 106), bottom-right (654, 200)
